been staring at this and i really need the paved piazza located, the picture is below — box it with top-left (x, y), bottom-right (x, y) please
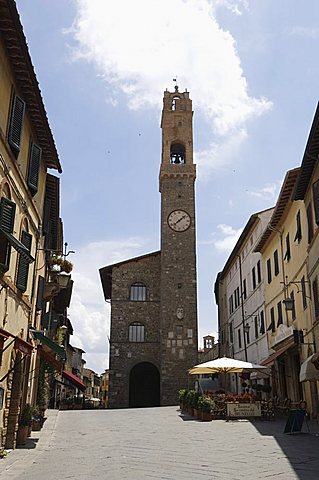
top-left (0, 407), bottom-right (318, 479)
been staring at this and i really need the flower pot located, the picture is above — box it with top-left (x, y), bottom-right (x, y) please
top-left (16, 425), bottom-right (29, 446)
top-left (201, 411), bottom-right (213, 422)
top-left (32, 420), bottom-right (42, 431)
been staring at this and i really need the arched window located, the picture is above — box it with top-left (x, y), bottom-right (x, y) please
top-left (170, 143), bottom-right (185, 164)
top-left (171, 96), bottom-right (180, 111)
top-left (130, 282), bottom-right (146, 301)
top-left (129, 322), bottom-right (145, 342)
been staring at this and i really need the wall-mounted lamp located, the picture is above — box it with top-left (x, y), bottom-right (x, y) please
top-left (283, 298), bottom-right (295, 312)
top-left (56, 272), bottom-right (71, 289)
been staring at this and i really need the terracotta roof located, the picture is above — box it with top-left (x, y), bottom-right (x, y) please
top-left (0, 0), bottom-right (62, 172)
top-left (293, 103), bottom-right (319, 200)
top-left (254, 168), bottom-right (300, 253)
top-left (99, 251), bottom-right (161, 300)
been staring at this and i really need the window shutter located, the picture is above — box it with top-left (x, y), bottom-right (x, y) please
top-left (36, 275), bottom-right (45, 311)
top-left (284, 233), bottom-right (291, 261)
top-left (312, 180), bottom-right (319, 226)
top-left (259, 311), bottom-right (265, 335)
top-left (312, 278), bottom-right (319, 319)
top-left (16, 231), bottom-right (32, 292)
top-left (27, 143), bottom-right (41, 195)
top-left (277, 301), bottom-right (283, 327)
top-left (8, 95), bottom-right (25, 154)
top-left (0, 198), bottom-right (16, 272)
top-left (306, 203), bottom-right (314, 243)
top-left (42, 197), bottom-right (51, 237)
top-left (267, 259), bottom-right (272, 284)
top-left (294, 210), bottom-right (302, 243)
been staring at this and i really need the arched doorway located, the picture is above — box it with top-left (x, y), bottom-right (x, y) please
top-left (129, 362), bottom-right (160, 408)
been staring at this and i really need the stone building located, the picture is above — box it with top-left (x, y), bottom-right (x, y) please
top-left (100, 87), bottom-right (198, 408)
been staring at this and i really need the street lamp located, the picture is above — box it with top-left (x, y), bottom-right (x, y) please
top-left (283, 298), bottom-right (295, 312)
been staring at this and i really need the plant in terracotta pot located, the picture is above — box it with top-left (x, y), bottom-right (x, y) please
top-left (16, 404), bottom-right (33, 446)
top-left (198, 396), bottom-right (215, 421)
top-left (178, 389), bottom-right (187, 411)
top-left (186, 390), bottom-right (200, 417)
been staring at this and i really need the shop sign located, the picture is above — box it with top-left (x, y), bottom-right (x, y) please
top-left (227, 402), bottom-right (261, 418)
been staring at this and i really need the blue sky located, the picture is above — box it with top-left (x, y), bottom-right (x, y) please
top-left (16, 0), bottom-right (319, 373)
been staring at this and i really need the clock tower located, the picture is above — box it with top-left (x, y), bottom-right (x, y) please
top-left (159, 86), bottom-right (198, 405)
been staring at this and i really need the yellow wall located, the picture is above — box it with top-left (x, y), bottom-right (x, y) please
top-left (0, 32), bottom-right (49, 435)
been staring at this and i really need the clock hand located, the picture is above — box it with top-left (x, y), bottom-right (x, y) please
top-left (175, 215), bottom-right (187, 225)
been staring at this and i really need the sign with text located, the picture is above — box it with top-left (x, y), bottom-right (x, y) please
top-left (227, 402), bottom-right (261, 418)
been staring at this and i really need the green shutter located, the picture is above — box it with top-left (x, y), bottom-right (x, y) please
top-left (16, 231), bottom-right (32, 292)
top-left (0, 198), bottom-right (16, 272)
top-left (8, 95), bottom-right (25, 154)
top-left (27, 143), bottom-right (41, 195)
top-left (313, 180), bottom-right (319, 226)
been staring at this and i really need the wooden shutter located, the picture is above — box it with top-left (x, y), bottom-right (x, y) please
top-left (284, 233), bottom-right (291, 261)
top-left (294, 210), bottom-right (302, 242)
top-left (267, 258), bottom-right (272, 284)
top-left (313, 179), bottom-right (319, 226)
top-left (312, 278), bottom-right (319, 319)
top-left (306, 203), bottom-right (314, 243)
top-left (27, 143), bottom-right (41, 195)
top-left (277, 301), bottom-right (283, 326)
top-left (0, 198), bottom-right (16, 272)
top-left (16, 231), bottom-right (32, 292)
top-left (35, 275), bottom-right (45, 311)
top-left (8, 95), bottom-right (25, 154)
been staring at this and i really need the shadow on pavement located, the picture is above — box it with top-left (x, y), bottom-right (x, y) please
top-left (251, 418), bottom-right (319, 480)
top-left (16, 437), bottom-right (39, 450)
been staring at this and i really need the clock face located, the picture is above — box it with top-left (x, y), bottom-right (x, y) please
top-left (167, 210), bottom-right (191, 232)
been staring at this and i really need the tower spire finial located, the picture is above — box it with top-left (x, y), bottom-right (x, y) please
top-left (173, 77), bottom-right (178, 92)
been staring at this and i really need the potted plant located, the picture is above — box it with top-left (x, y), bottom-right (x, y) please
top-left (16, 404), bottom-right (33, 446)
top-left (50, 256), bottom-right (73, 273)
top-left (198, 396), bottom-right (215, 421)
top-left (186, 390), bottom-right (200, 417)
top-left (178, 389), bottom-right (187, 412)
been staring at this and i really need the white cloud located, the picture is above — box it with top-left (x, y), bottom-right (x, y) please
top-left (196, 129), bottom-right (248, 179)
top-left (69, 0), bottom-right (271, 176)
top-left (214, 223), bottom-right (243, 253)
top-left (246, 181), bottom-right (280, 200)
top-left (68, 237), bottom-right (151, 373)
top-left (284, 26), bottom-right (319, 39)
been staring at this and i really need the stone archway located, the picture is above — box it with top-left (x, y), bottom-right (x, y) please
top-left (129, 362), bottom-right (160, 408)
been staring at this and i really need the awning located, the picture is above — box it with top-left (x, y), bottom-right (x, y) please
top-left (38, 345), bottom-right (62, 372)
top-left (31, 330), bottom-right (66, 360)
top-left (260, 339), bottom-right (295, 367)
top-left (300, 354), bottom-right (319, 382)
top-left (14, 337), bottom-right (33, 356)
top-left (62, 370), bottom-right (86, 392)
top-left (0, 229), bottom-right (34, 263)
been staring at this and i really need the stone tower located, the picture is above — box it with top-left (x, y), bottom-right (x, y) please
top-left (159, 86), bottom-right (198, 405)
top-left (99, 87), bottom-right (198, 408)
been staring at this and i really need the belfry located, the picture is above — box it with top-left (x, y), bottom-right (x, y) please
top-left (100, 87), bottom-right (198, 407)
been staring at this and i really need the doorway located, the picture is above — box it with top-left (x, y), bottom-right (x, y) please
top-left (129, 362), bottom-right (160, 407)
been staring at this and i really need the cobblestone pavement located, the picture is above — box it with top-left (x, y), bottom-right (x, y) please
top-left (0, 407), bottom-right (318, 480)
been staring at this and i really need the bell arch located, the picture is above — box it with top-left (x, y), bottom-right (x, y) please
top-left (129, 361), bottom-right (160, 408)
top-left (170, 142), bottom-right (186, 164)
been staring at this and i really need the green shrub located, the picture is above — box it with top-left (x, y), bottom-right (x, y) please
top-left (178, 389), bottom-right (187, 405)
top-left (186, 390), bottom-right (200, 409)
top-left (198, 396), bottom-right (215, 413)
